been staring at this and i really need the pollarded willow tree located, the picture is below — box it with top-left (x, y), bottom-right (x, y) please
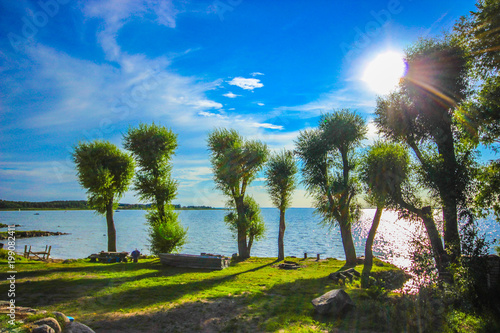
top-left (265, 150), bottom-right (298, 261)
top-left (224, 196), bottom-right (266, 255)
top-left (123, 123), bottom-right (187, 254)
top-left (207, 128), bottom-right (269, 259)
top-left (73, 140), bottom-right (135, 252)
top-left (295, 110), bottom-right (366, 266)
top-left (360, 141), bottom-right (410, 286)
top-left (375, 38), bottom-right (474, 262)
top-left (455, 0), bottom-right (500, 222)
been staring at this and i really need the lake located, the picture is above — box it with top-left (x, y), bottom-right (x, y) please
top-left (1, 208), bottom-right (498, 270)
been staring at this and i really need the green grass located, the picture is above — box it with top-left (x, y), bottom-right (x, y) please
top-left (0, 257), bottom-right (494, 332)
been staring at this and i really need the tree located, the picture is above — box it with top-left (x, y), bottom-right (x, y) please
top-left (295, 110), bottom-right (366, 266)
top-left (375, 38), bottom-right (473, 262)
top-left (265, 150), bottom-right (298, 261)
top-left (207, 128), bottom-right (269, 259)
top-left (455, 0), bottom-right (500, 222)
top-left (360, 141), bottom-right (410, 287)
top-left (73, 140), bottom-right (135, 252)
top-left (224, 196), bottom-right (266, 255)
top-left (123, 123), bottom-right (187, 254)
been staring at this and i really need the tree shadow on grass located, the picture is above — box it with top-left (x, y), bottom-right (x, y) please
top-left (0, 259), bottom-right (278, 316)
top-left (82, 259), bottom-right (278, 313)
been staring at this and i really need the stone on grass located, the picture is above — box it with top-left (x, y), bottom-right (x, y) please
top-left (311, 289), bottom-right (355, 315)
top-left (53, 311), bottom-right (71, 325)
top-left (34, 318), bottom-right (61, 333)
top-left (32, 324), bottom-right (56, 333)
top-left (63, 321), bottom-right (96, 333)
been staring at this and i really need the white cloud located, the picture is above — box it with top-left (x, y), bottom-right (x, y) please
top-left (251, 72), bottom-right (264, 76)
top-left (223, 92), bottom-right (239, 98)
top-left (251, 122), bottom-right (283, 130)
top-left (228, 77), bottom-right (263, 90)
top-left (257, 102), bottom-right (265, 106)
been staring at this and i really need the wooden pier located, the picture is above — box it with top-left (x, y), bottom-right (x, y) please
top-left (159, 253), bottom-right (230, 270)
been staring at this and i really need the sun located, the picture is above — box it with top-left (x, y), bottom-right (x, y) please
top-left (362, 51), bottom-right (407, 95)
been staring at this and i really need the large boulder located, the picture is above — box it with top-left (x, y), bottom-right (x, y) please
top-left (32, 324), bottom-right (56, 333)
top-left (311, 289), bottom-right (355, 315)
top-left (34, 318), bottom-right (61, 333)
top-left (63, 321), bottom-right (96, 333)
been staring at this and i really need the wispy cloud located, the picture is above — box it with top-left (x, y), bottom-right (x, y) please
top-left (257, 102), bottom-right (265, 106)
top-left (228, 77), bottom-right (263, 90)
top-left (251, 72), bottom-right (264, 76)
top-left (274, 87), bottom-right (376, 117)
top-left (251, 122), bottom-right (283, 130)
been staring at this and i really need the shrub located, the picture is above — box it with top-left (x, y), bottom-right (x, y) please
top-left (147, 210), bottom-right (187, 255)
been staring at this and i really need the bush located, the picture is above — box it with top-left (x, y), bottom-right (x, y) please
top-left (147, 210), bottom-right (187, 255)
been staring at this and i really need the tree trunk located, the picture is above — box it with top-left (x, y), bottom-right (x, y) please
top-left (278, 209), bottom-right (286, 261)
top-left (339, 219), bottom-right (357, 266)
top-left (361, 206), bottom-right (383, 288)
top-left (420, 206), bottom-right (449, 278)
top-left (442, 196), bottom-right (460, 261)
top-left (436, 125), bottom-right (461, 261)
top-left (235, 196), bottom-right (249, 259)
top-left (106, 199), bottom-right (117, 252)
top-left (365, 206), bottom-right (383, 266)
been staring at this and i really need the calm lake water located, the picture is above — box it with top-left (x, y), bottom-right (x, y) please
top-left (1, 209), bottom-right (498, 270)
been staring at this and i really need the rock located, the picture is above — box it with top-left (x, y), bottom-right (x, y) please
top-left (34, 318), bottom-right (61, 333)
top-left (311, 289), bottom-right (355, 315)
top-left (53, 311), bottom-right (71, 325)
top-left (62, 259), bottom-right (77, 264)
top-left (33, 324), bottom-right (56, 333)
top-left (63, 321), bottom-right (96, 333)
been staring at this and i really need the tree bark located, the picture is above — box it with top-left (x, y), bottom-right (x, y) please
top-left (278, 209), bottom-right (286, 261)
top-left (365, 206), bottom-right (383, 267)
top-left (436, 125), bottom-right (461, 262)
top-left (361, 206), bottom-right (383, 288)
top-left (339, 219), bottom-right (357, 266)
top-left (235, 196), bottom-right (249, 259)
top-left (396, 198), bottom-right (450, 279)
top-left (420, 206), bottom-right (449, 276)
top-left (106, 199), bottom-right (117, 252)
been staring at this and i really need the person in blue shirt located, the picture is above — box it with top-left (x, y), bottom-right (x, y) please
top-left (131, 249), bottom-right (140, 263)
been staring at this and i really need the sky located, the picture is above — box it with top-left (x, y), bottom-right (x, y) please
top-left (0, 0), bottom-right (482, 208)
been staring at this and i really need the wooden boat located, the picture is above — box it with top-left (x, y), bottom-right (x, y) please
top-left (159, 253), bottom-right (230, 270)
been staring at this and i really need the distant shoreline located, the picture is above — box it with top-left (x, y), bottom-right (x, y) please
top-left (0, 199), bottom-right (223, 211)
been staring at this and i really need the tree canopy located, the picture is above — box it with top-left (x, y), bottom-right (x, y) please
top-left (265, 149), bottom-right (298, 260)
top-left (295, 109), bottom-right (366, 265)
top-left (73, 140), bottom-right (135, 251)
top-left (375, 38), bottom-right (474, 261)
top-left (207, 128), bottom-right (269, 258)
top-left (123, 123), bottom-right (186, 254)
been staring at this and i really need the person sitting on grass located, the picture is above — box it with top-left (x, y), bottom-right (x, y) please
top-left (131, 248), bottom-right (141, 263)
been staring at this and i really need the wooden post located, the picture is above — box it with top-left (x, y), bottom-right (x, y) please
top-left (24, 245), bottom-right (27, 258)
top-left (317, 253), bottom-right (320, 261)
top-left (46, 246), bottom-right (51, 260)
top-left (304, 253), bottom-right (307, 259)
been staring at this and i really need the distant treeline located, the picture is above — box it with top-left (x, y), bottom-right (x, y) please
top-left (0, 200), bottom-right (216, 211)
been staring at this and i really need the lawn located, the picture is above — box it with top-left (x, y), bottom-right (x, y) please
top-left (0, 256), bottom-right (491, 332)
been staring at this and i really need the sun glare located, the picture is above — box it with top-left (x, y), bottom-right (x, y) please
top-left (362, 51), bottom-right (407, 95)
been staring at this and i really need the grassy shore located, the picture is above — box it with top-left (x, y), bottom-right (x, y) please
top-left (0, 255), bottom-right (497, 332)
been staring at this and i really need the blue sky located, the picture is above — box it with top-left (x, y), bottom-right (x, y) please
top-left (0, 0), bottom-right (481, 207)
